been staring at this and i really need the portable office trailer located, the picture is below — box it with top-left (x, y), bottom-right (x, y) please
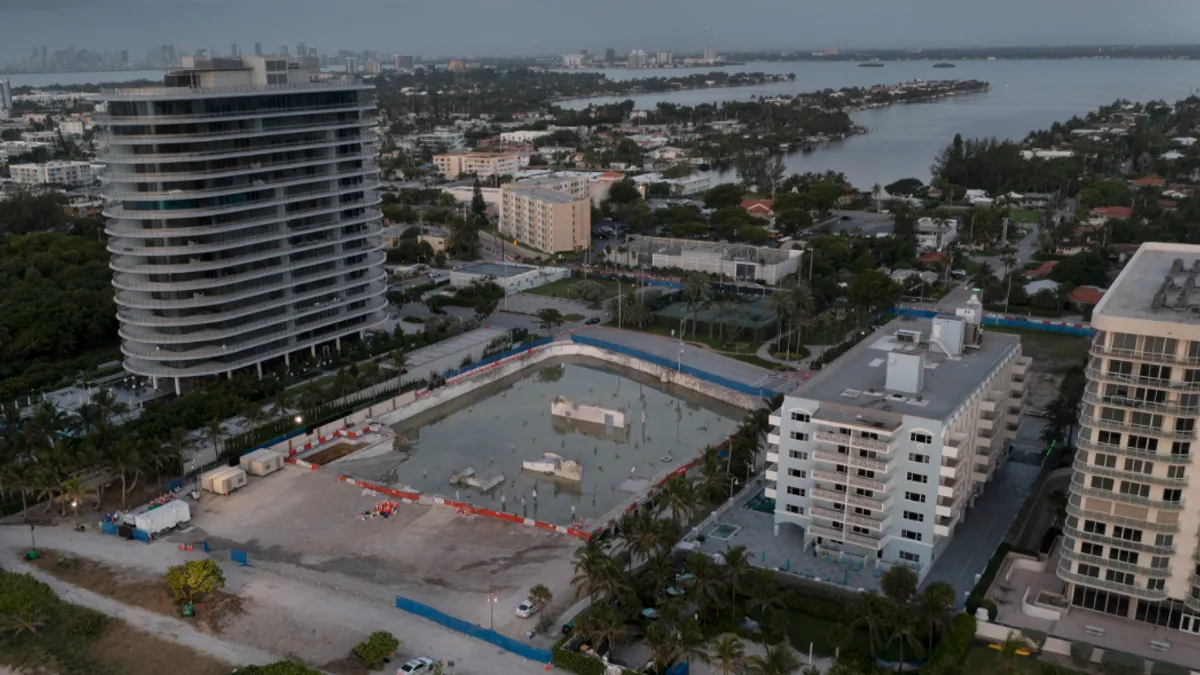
top-left (239, 448), bottom-right (284, 476)
top-left (127, 499), bottom-right (190, 535)
top-left (201, 466), bottom-right (248, 495)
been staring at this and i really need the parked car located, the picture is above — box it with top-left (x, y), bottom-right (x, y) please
top-left (515, 598), bottom-right (539, 618)
top-left (585, 317), bottom-right (601, 325)
top-left (397, 657), bottom-right (434, 675)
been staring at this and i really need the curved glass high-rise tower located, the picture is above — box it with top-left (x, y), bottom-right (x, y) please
top-left (99, 57), bottom-right (386, 394)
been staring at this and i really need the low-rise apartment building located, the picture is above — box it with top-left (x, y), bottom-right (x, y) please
top-left (498, 184), bottom-right (590, 253)
top-left (769, 303), bottom-right (1029, 577)
top-left (1057, 243), bottom-right (1200, 628)
top-left (9, 160), bottom-right (92, 187)
top-left (433, 151), bottom-right (519, 180)
top-left (916, 217), bottom-right (959, 251)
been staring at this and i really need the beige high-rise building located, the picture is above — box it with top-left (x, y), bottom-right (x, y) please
top-left (499, 183), bottom-right (590, 253)
top-left (1058, 242), bottom-right (1200, 628)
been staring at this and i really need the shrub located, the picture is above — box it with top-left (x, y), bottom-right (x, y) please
top-left (1069, 641), bottom-right (1094, 668)
top-left (237, 663), bottom-right (325, 675)
top-left (1100, 650), bottom-right (1143, 675)
top-left (552, 636), bottom-right (606, 675)
top-left (353, 630), bottom-right (400, 668)
top-left (1023, 629), bottom-right (1048, 652)
top-left (919, 612), bottom-right (975, 675)
top-left (1150, 661), bottom-right (1189, 675)
top-left (164, 559), bottom-right (224, 605)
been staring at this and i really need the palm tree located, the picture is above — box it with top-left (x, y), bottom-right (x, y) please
top-left (709, 635), bottom-right (747, 675)
top-left (270, 390), bottom-right (296, 421)
top-left (851, 592), bottom-right (889, 657)
top-left (242, 403), bottom-right (268, 432)
top-left (1045, 489), bottom-right (1068, 525)
top-left (826, 623), bottom-right (855, 661)
top-left (885, 602), bottom-right (925, 668)
top-left (880, 565), bottom-right (918, 605)
top-left (970, 262), bottom-right (995, 292)
top-left (748, 644), bottom-right (801, 675)
top-left (677, 618), bottom-right (708, 667)
top-left (681, 272), bottom-right (710, 339)
top-left (746, 568), bottom-right (787, 622)
top-left (871, 183), bottom-right (882, 212)
top-left (0, 610), bottom-right (47, 635)
top-left (685, 552), bottom-right (726, 625)
top-left (639, 550), bottom-right (676, 600)
top-left (200, 420), bottom-right (227, 459)
top-left (570, 537), bottom-right (614, 601)
top-left (784, 283), bottom-right (814, 359)
top-left (55, 477), bottom-right (91, 518)
top-left (914, 581), bottom-right (956, 654)
top-left (655, 474), bottom-right (699, 524)
top-left (766, 287), bottom-right (795, 355)
top-left (647, 623), bottom-right (683, 673)
top-left (388, 349), bottom-right (409, 388)
top-left (0, 462), bottom-right (37, 521)
top-left (996, 631), bottom-right (1032, 674)
top-left (696, 446), bottom-right (732, 501)
top-left (529, 583), bottom-right (553, 610)
top-left (106, 440), bottom-right (142, 508)
top-left (618, 509), bottom-right (662, 570)
top-left (579, 604), bottom-right (627, 656)
top-left (723, 544), bottom-right (755, 620)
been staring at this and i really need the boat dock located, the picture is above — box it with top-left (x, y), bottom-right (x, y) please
top-left (448, 467), bottom-right (505, 492)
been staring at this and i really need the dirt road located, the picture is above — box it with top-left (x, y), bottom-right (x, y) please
top-left (0, 525), bottom-right (556, 674)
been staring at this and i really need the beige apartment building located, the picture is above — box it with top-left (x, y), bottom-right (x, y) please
top-left (432, 151), bottom-right (519, 179)
top-left (1058, 242), bottom-right (1200, 630)
top-left (499, 183), bottom-right (590, 253)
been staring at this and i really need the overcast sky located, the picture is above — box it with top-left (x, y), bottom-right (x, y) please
top-left (5, 0), bottom-right (1200, 61)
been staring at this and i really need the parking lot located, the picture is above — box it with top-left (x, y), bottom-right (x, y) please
top-left (181, 466), bottom-right (583, 640)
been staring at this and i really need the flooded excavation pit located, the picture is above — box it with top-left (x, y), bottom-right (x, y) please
top-left (336, 356), bottom-right (743, 528)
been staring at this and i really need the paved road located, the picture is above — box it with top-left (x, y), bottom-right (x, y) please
top-left (585, 327), bottom-right (801, 395)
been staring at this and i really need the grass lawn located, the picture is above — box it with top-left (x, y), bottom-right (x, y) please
top-left (563, 313), bottom-right (586, 322)
top-left (625, 321), bottom-right (758, 354)
top-left (526, 276), bottom-right (622, 301)
top-left (987, 326), bottom-right (1090, 369)
top-left (1011, 209), bottom-right (1042, 224)
top-left (783, 612), bottom-right (913, 661)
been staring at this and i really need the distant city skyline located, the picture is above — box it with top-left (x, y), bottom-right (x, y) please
top-left (4, 0), bottom-right (1200, 63)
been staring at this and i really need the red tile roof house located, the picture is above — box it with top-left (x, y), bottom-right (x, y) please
top-left (1129, 175), bottom-right (1166, 188)
top-left (1027, 261), bottom-right (1058, 279)
top-left (1068, 285), bottom-right (1106, 309)
top-left (1087, 206), bottom-right (1132, 225)
top-left (740, 199), bottom-right (775, 218)
top-left (920, 250), bottom-right (947, 265)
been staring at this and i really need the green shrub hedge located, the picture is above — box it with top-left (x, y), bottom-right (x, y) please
top-left (1069, 641), bottom-right (1094, 667)
top-left (1100, 650), bottom-right (1144, 675)
top-left (552, 636), bottom-right (606, 675)
top-left (1150, 660), bottom-right (1189, 675)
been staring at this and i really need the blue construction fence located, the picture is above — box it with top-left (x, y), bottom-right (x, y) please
top-left (394, 594), bottom-right (552, 663)
top-left (592, 272), bottom-right (683, 290)
top-left (440, 335), bottom-right (554, 380)
top-left (570, 333), bottom-right (780, 398)
top-left (893, 306), bottom-right (1095, 337)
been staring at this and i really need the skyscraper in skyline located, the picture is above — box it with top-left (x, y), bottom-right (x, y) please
top-left (98, 55), bottom-right (385, 395)
top-left (230, 43), bottom-right (238, 58)
top-left (254, 42), bottom-right (262, 56)
top-left (604, 48), bottom-right (616, 63)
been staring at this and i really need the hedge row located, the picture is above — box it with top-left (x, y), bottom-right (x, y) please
top-left (919, 612), bottom-right (976, 675)
top-left (552, 635), bottom-right (605, 675)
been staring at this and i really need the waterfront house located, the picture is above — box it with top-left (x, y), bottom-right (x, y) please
top-left (1129, 175), bottom-right (1165, 189)
top-left (741, 199), bottom-right (775, 218)
top-left (1087, 206), bottom-right (1132, 225)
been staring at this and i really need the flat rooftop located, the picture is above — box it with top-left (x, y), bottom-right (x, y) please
top-left (626, 235), bottom-right (795, 266)
top-left (519, 187), bottom-right (581, 204)
top-left (1093, 242), bottom-right (1200, 323)
top-left (456, 261), bottom-right (537, 278)
top-left (794, 316), bottom-right (1020, 421)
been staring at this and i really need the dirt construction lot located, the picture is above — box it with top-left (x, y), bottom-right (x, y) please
top-left (178, 465), bottom-right (582, 637)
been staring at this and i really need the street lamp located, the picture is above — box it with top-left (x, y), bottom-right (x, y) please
top-left (294, 415), bottom-right (303, 425)
top-left (486, 595), bottom-right (498, 630)
top-left (71, 500), bottom-right (78, 519)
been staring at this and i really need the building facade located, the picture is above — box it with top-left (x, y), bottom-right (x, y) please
top-left (9, 160), bottom-right (92, 186)
top-left (432, 151), bottom-right (519, 179)
top-left (1057, 243), bottom-right (1200, 628)
top-left (498, 184), bottom-right (590, 253)
top-left (769, 306), bottom-right (1029, 576)
top-left (98, 56), bottom-right (385, 395)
